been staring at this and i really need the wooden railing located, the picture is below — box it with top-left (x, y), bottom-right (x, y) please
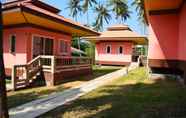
top-left (12, 56), bottom-right (92, 90)
top-left (54, 56), bottom-right (92, 72)
top-left (12, 56), bottom-right (42, 90)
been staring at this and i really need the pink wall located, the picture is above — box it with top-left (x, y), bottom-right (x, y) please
top-left (96, 41), bottom-right (133, 63)
top-left (148, 14), bottom-right (179, 60)
top-left (3, 27), bottom-right (72, 69)
top-left (3, 28), bottom-right (28, 68)
top-left (27, 27), bottom-right (71, 61)
top-left (148, 2), bottom-right (186, 61)
top-left (97, 41), bottom-right (132, 55)
top-left (178, 3), bottom-right (186, 61)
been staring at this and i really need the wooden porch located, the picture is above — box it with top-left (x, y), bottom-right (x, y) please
top-left (12, 56), bottom-right (92, 90)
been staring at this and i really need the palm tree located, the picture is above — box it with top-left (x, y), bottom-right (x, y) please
top-left (0, 1), bottom-right (9, 118)
top-left (82, 0), bottom-right (97, 12)
top-left (67, 0), bottom-right (83, 54)
top-left (82, 0), bottom-right (97, 25)
top-left (93, 4), bottom-right (111, 31)
top-left (108, 0), bottom-right (130, 23)
top-left (132, 0), bottom-right (147, 34)
top-left (132, 0), bottom-right (145, 24)
top-left (67, 0), bottom-right (82, 21)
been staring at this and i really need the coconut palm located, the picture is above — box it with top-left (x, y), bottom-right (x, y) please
top-left (132, 0), bottom-right (146, 34)
top-left (82, 0), bottom-right (97, 25)
top-left (67, 0), bottom-right (82, 21)
top-left (0, 1), bottom-right (9, 118)
top-left (132, 0), bottom-right (146, 24)
top-left (93, 4), bottom-right (111, 31)
top-left (82, 0), bottom-right (97, 12)
top-left (108, 0), bottom-right (130, 23)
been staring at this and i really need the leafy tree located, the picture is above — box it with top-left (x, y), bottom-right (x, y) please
top-left (67, 0), bottom-right (131, 31)
top-left (82, 0), bottom-right (97, 25)
top-left (108, 0), bottom-right (130, 23)
top-left (132, 0), bottom-right (146, 25)
top-left (132, 0), bottom-right (147, 34)
top-left (93, 3), bottom-right (111, 31)
top-left (82, 0), bottom-right (97, 12)
top-left (67, 0), bottom-right (82, 21)
top-left (0, 1), bottom-right (9, 118)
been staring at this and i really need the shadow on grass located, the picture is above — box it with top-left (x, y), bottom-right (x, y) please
top-left (38, 78), bottom-right (186, 118)
top-left (8, 67), bottom-right (119, 109)
top-left (8, 85), bottom-right (70, 109)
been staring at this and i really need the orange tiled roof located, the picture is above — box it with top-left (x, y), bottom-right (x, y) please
top-left (83, 24), bottom-right (147, 45)
top-left (3, 0), bottom-right (99, 36)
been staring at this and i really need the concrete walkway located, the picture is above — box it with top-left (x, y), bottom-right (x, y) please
top-left (9, 64), bottom-right (138, 118)
top-left (6, 84), bottom-right (12, 91)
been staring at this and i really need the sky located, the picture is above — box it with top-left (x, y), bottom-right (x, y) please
top-left (43, 0), bottom-right (146, 35)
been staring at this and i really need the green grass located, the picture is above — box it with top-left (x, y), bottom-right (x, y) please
top-left (6, 79), bottom-right (11, 84)
top-left (7, 67), bottom-right (119, 109)
top-left (39, 68), bottom-right (186, 118)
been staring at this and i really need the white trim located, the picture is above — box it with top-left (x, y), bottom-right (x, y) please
top-left (105, 45), bottom-right (111, 54)
top-left (118, 45), bottom-right (124, 55)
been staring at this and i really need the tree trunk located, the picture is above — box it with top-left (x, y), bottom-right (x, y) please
top-left (0, 2), bottom-right (9, 118)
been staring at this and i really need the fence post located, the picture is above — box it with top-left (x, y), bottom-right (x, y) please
top-left (51, 56), bottom-right (55, 73)
top-left (11, 65), bottom-right (16, 91)
top-left (25, 65), bottom-right (29, 86)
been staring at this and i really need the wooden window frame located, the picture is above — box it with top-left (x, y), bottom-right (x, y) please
top-left (9, 34), bottom-right (16, 54)
top-left (59, 40), bottom-right (68, 55)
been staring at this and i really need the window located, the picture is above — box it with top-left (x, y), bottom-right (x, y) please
top-left (32, 36), bottom-right (53, 58)
top-left (10, 35), bottom-right (16, 53)
top-left (59, 40), bottom-right (68, 54)
top-left (118, 46), bottom-right (123, 54)
top-left (106, 45), bottom-right (111, 54)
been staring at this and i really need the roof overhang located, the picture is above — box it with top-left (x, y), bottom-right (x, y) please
top-left (83, 36), bottom-right (148, 45)
top-left (145, 0), bottom-right (183, 11)
top-left (3, 5), bottom-right (100, 36)
top-left (144, 0), bottom-right (184, 24)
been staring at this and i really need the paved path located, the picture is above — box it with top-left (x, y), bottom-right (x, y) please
top-left (6, 84), bottom-right (12, 91)
top-left (9, 64), bottom-right (138, 118)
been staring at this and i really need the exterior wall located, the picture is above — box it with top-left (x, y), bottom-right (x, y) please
top-left (26, 27), bottom-right (71, 61)
top-left (148, 14), bottom-right (179, 60)
top-left (96, 41), bottom-right (133, 65)
top-left (3, 28), bottom-right (28, 69)
top-left (178, 3), bottom-right (186, 61)
top-left (3, 26), bottom-right (72, 75)
top-left (148, 2), bottom-right (186, 78)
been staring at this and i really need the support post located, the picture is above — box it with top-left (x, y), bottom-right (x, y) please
top-left (184, 71), bottom-right (186, 85)
top-left (11, 66), bottom-right (16, 91)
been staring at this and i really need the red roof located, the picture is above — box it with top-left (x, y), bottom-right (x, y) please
top-left (2, 0), bottom-right (99, 36)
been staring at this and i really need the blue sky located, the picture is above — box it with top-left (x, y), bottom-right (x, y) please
top-left (44, 0), bottom-right (146, 35)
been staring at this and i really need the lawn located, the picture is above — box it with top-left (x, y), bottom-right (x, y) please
top-left (39, 67), bottom-right (186, 118)
top-left (7, 66), bottom-right (119, 109)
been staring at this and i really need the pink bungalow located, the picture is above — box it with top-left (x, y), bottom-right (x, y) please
top-left (2, 0), bottom-right (99, 90)
top-left (144, 0), bottom-right (186, 82)
top-left (85, 25), bottom-right (147, 66)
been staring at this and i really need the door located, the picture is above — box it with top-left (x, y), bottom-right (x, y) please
top-left (32, 36), bottom-right (53, 58)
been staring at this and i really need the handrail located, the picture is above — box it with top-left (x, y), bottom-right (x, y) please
top-left (55, 56), bottom-right (90, 59)
top-left (11, 55), bottom-right (92, 90)
top-left (27, 56), bottom-right (41, 65)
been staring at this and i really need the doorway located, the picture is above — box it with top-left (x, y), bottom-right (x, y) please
top-left (32, 36), bottom-right (53, 58)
